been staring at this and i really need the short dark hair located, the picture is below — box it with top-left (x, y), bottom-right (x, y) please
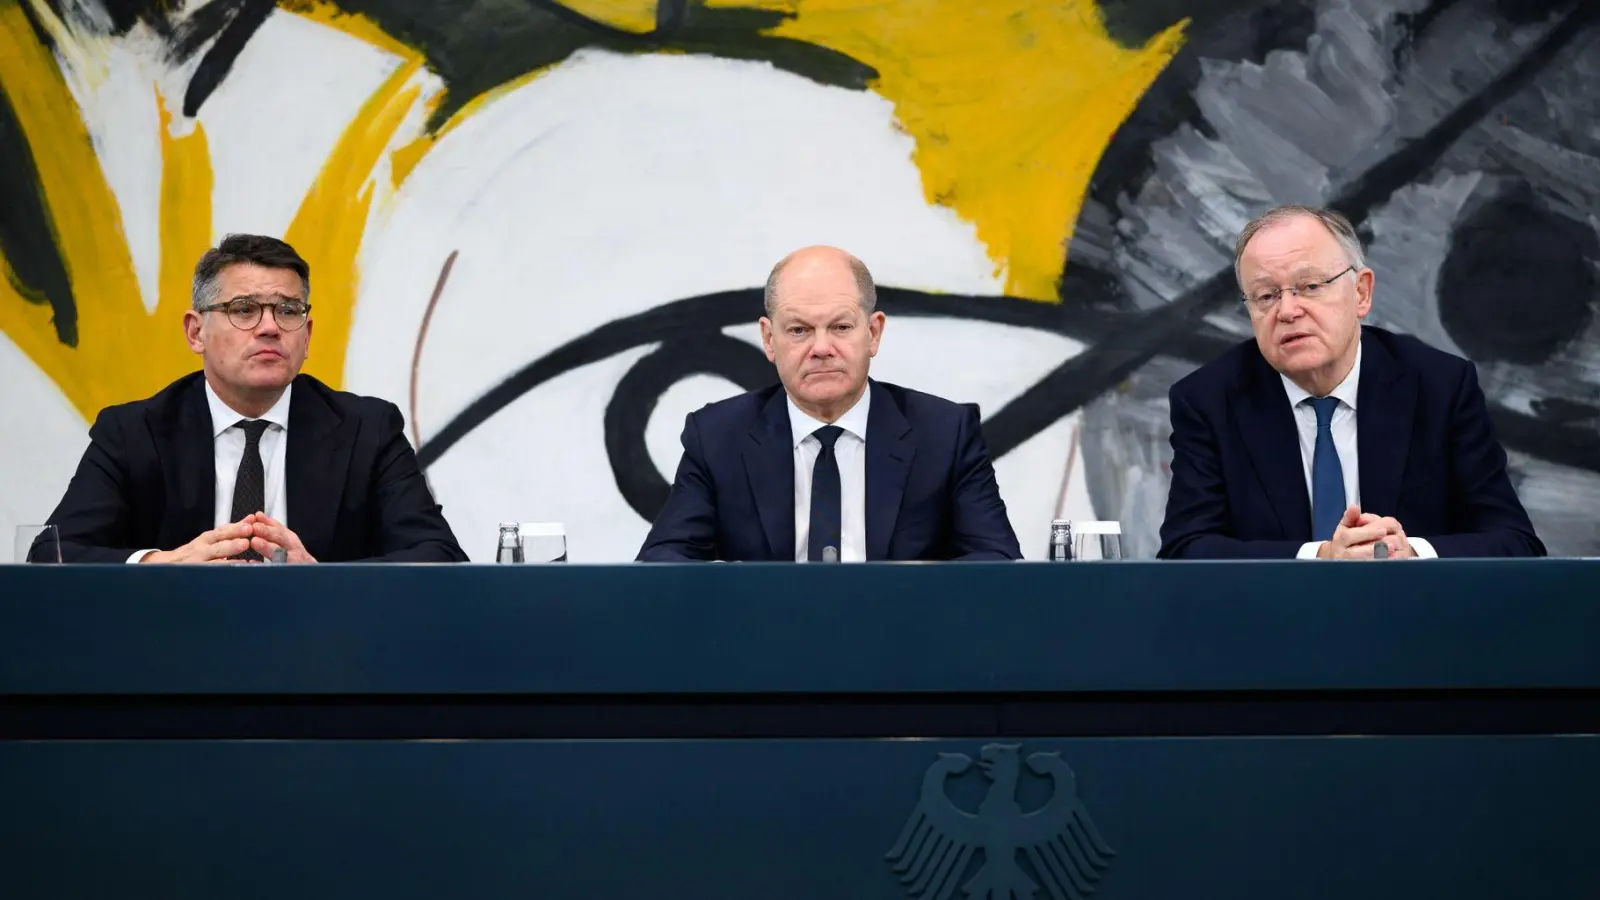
top-left (763, 249), bottom-right (877, 317)
top-left (192, 234), bottom-right (311, 309)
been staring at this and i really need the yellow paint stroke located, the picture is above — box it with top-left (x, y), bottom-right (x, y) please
top-left (278, 0), bottom-right (423, 64)
top-left (0, 4), bottom-right (196, 421)
top-left (718, 0), bottom-right (1187, 300)
top-left (278, 0), bottom-right (441, 191)
top-left (277, 0), bottom-right (467, 191)
top-left (388, 130), bottom-right (435, 188)
top-left (562, 0), bottom-right (660, 34)
top-left (157, 91), bottom-right (213, 329)
top-left (286, 59), bottom-right (426, 387)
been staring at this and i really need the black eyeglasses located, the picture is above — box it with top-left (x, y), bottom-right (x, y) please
top-left (1241, 265), bottom-right (1356, 313)
top-left (198, 298), bottom-right (312, 331)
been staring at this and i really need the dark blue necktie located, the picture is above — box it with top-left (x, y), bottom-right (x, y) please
top-left (1308, 397), bottom-right (1345, 541)
top-left (808, 425), bottom-right (844, 561)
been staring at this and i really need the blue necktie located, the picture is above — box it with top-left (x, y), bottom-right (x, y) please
top-left (1308, 397), bottom-right (1345, 541)
top-left (808, 425), bottom-right (844, 561)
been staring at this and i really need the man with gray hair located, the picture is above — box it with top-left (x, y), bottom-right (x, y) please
top-left (1158, 205), bottom-right (1543, 559)
top-left (638, 245), bottom-right (1021, 562)
top-left (42, 234), bottom-right (466, 563)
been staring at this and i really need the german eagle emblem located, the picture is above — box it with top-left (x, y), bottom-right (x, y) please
top-left (886, 744), bottom-right (1114, 900)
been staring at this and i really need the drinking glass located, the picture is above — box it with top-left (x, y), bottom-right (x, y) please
top-left (14, 524), bottom-right (62, 564)
top-left (522, 523), bottom-right (568, 563)
top-left (1069, 521), bottom-right (1122, 561)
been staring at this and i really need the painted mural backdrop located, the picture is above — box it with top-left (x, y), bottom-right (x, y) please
top-left (2, 0), bottom-right (1596, 561)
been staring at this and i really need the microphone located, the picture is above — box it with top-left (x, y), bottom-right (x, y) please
top-left (1373, 541), bottom-right (1388, 559)
top-left (822, 545), bottom-right (839, 563)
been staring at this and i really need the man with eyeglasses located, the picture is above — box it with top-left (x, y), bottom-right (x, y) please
top-left (1158, 205), bottom-right (1543, 560)
top-left (42, 234), bottom-right (468, 564)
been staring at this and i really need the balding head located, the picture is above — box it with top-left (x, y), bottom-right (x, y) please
top-left (763, 246), bottom-right (877, 318)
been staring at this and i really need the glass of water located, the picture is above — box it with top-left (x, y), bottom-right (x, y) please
top-left (1071, 520), bottom-right (1123, 561)
top-left (521, 522), bottom-right (568, 563)
top-left (14, 524), bottom-right (62, 564)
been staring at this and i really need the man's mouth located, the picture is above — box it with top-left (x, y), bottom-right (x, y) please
top-left (1280, 333), bottom-right (1313, 348)
top-left (250, 349), bottom-right (283, 360)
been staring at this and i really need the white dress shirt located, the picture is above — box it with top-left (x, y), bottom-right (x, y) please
top-left (1282, 344), bottom-right (1435, 558)
top-left (789, 389), bottom-right (869, 562)
top-left (126, 382), bottom-right (291, 562)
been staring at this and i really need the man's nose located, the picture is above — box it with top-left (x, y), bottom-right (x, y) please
top-left (254, 309), bottom-right (282, 337)
top-left (1275, 292), bottom-right (1306, 321)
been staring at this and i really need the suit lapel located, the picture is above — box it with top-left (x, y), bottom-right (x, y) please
top-left (165, 375), bottom-right (216, 542)
top-left (742, 390), bottom-right (795, 560)
top-left (865, 381), bottom-right (914, 561)
top-left (1356, 333), bottom-right (1416, 518)
top-left (286, 377), bottom-right (356, 558)
top-left (1234, 357), bottom-right (1312, 540)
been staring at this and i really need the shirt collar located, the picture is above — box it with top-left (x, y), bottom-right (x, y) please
top-left (1281, 340), bottom-right (1361, 411)
top-left (787, 383), bottom-right (871, 448)
top-left (205, 378), bottom-right (292, 439)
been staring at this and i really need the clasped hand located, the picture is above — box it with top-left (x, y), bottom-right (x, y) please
top-left (1316, 504), bottom-right (1415, 559)
top-left (139, 512), bottom-right (317, 564)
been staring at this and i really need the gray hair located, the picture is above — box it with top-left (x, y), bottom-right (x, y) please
top-left (763, 249), bottom-right (877, 318)
top-left (1233, 205), bottom-right (1366, 292)
top-left (191, 233), bottom-right (311, 310)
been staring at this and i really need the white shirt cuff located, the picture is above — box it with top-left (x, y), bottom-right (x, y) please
top-left (1296, 541), bottom-right (1323, 559)
top-left (1408, 537), bottom-right (1438, 559)
top-left (127, 549), bottom-right (156, 564)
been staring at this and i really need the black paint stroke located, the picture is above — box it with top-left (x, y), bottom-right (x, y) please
top-left (1392, 0), bottom-right (1465, 71)
top-left (415, 282), bottom-right (1600, 522)
top-left (1095, 0), bottom-right (1274, 50)
top-left (1494, 0), bottom-right (1574, 24)
top-left (0, 56), bottom-right (77, 347)
top-left (40, 0), bottom-right (880, 154)
top-left (323, 0), bottom-right (876, 131)
top-left (42, 0), bottom-right (180, 36)
top-left (605, 333), bottom-right (775, 516)
top-left (181, 0), bottom-right (275, 117)
top-left (525, 0), bottom-right (687, 40)
top-left (167, 0), bottom-right (251, 63)
top-left (1334, 0), bottom-right (1595, 226)
top-left (980, 0), bottom-right (1598, 461)
top-left (417, 287), bottom-right (1242, 470)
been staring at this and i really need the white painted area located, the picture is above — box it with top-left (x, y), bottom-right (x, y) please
top-left (346, 49), bottom-right (999, 427)
top-left (0, 331), bottom-right (90, 561)
top-left (645, 373), bottom-right (743, 481)
top-left (199, 8), bottom-right (423, 243)
top-left (426, 346), bottom-right (660, 563)
top-left (41, 17), bottom-right (180, 314)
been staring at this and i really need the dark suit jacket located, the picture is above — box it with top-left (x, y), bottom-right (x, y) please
top-left (44, 372), bottom-right (467, 563)
top-left (1158, 326), bottom-right (1544, 559)
top-left (637, 380), bottom-right (1022, 561)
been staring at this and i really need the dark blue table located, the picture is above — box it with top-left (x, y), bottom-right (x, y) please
top-left (2, 561), bottom-right (1597, 899)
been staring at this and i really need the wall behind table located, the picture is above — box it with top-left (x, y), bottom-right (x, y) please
top-left (3, 0), bottom-right (1596, 561)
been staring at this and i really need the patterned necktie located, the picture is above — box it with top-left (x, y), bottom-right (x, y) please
top-left (808, 425), bottom-right (844, 561)
top-left (230, 419), bottom-right (271, 560)
top-left (1308, 397), bottom-right (1345, 541)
